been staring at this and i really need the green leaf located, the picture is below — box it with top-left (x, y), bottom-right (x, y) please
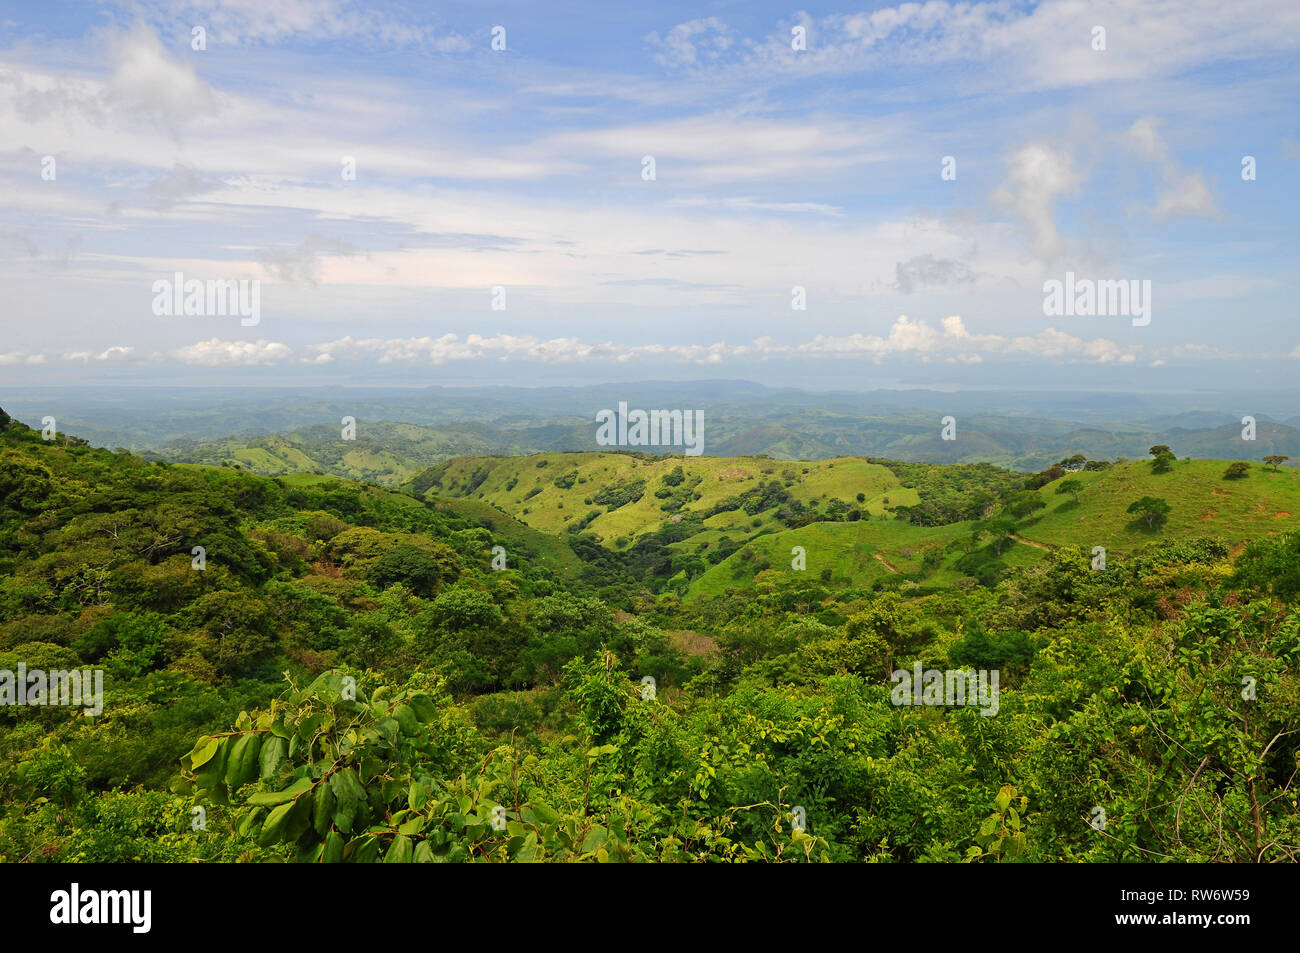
top-left (297, 713), bottom-right (323, 743)
top-left (408, 780), bottom-right (427, 812)
top-left (188, 736), bottom-right (219, 769)
top-left (408, 694), bottom-right (438, 724)
top-left (284, 793), bottom-right (314, 842)
top-left (322, 830), bottom-right (345, 864)
top-left (259, 800), bottom-right (295, 846)
top-left (522, 802), bottom-right (559, 826)
top-left (259, 736), bottom-right (288, 782)
top-left (349, 833), bottom-right (380, 863)
top-left (313, 781), bottom-right (337, 836)
top-left (225, 733), bottom-right (262, 789)
top-left (392, 704), bottom-right (419, 736)
top-left (384, 834), bottom-right (414, 863)
top-left (330, 767), bottom-right (366, 834)
top-left (247, 777), bottom-right (312, 806)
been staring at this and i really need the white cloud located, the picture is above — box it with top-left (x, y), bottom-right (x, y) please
top-left (1153, 170), bottom-right (1217, 220)
top-left (646, 18), bottom-right (737, 68)
top-left (720, 1), bottom-right (1300, 94)
top-left (300, 317), bottom-right (1143, 367)
top-left (118, 0), bottom-right (467, 49)
top-left (1124, 118), bottom-right (1219, 221)
top-left (992, 145), bottom-right (1084, 263)
top-left (107, 26), bottom-right (216, 125)
top-left (172, 339), bottom-right (291, 365)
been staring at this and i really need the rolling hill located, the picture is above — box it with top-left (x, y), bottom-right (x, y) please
top-left (406, 450), bottom-right (1300, 600)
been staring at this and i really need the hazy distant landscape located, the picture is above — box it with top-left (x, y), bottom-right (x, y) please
top-left (6, 383), bottom-right (1300, 484)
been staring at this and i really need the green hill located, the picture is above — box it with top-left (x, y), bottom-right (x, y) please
top-left (406, 452), bottom-right (915, 545)
top-left (142, 420), bottom-right (526, 486)
top-left (1021, 458), bottom-right (1300, 554)
top-left (407, 451), bottom-right (1300, 600)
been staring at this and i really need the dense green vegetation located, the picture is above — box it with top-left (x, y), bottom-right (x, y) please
top-left (1, 415), bottom-right (1297, 863)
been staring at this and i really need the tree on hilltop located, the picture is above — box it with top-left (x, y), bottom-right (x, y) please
top-left (1055, 479), bottom-right (1084, 503)
top-left (1127, 496), bottom-right (1171, 530)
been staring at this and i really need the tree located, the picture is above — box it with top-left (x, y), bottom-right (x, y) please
top-left (974, 517), bottom-right (1018, 555)
top-left (1127, 496), bottom-right (1171, 530)
top-left (1005, 490), bottom-right (1047, 519)
top-left (1055, 479), bottom-right (1083, 503)
top-left (1223, 461), bottom-right (1250, 480)
top-left (1149, 445), bottom-right (1172, 458)
top-left (368, 544), bottom-right (447, 597)
top-left (0, 406), bottom-right (10, 429)
top-left (1263, 455), bottom-right (1289, 472)
top-left (1150, 452), bottom-right (1175, 474)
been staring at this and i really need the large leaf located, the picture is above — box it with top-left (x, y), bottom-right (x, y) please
top-left (330, 767), bottom-right (367, 834)
top-left (187, 736), bottom-right (219, 770)
top-left (259, 800), bottom-right (295, 846)
top-left (408, 780), bottom-right (427, 812)
top-left (225, 733), bottom-right (262, 788)
top-left (259, 736), bottom-right (288, 782)
top-left (313, 782), bottom-right (337, 837)
top-left (246, 777), bottom-right (313, 806)
top-left (384, 834), bottom-right (414, 863)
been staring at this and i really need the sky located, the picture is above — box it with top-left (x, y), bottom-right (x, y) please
top-left (0, 0), bottom-right (1298, 391)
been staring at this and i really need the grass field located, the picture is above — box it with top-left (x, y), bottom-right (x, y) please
top-left (685, 519), bottom-right (972, 599)
top-left (412, 452), bottom-right (913, 546)
top-left (409, 451), bottom-right (1300, 600)
top-left (1022, 458), bottom-right (1300, 554)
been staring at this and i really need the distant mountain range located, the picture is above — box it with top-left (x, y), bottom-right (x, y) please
top-left (4, 382), bottom-right (1297, 483)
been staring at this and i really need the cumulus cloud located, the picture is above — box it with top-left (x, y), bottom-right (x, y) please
top-left (172, 339), bottom-right (291, 365)
top-left (1124, 118), bottom-right (1219, 221)
top-left (96, 345), bottom-right (136, 361)
top-left (301, 317), bottom-right (1143, 367)
top-left (992, 145), bottom-right (1084, 263)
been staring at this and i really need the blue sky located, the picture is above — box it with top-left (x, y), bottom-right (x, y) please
top-left (1, 0), bottom-right (1297, 390)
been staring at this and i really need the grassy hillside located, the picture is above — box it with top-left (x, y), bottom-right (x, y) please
top-left (142, 420), bottom-right (527, 486)
top-left (407, 452), bottom-right (914, 544)
top-left (1021, 458), bottom-right (1300, 554)
top-left (406, 450), bottom-right (1300, 600)
top-left (685, 520), bottom-right (971, 599)
top-left (406, 451), bottom-right (1300, 601)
